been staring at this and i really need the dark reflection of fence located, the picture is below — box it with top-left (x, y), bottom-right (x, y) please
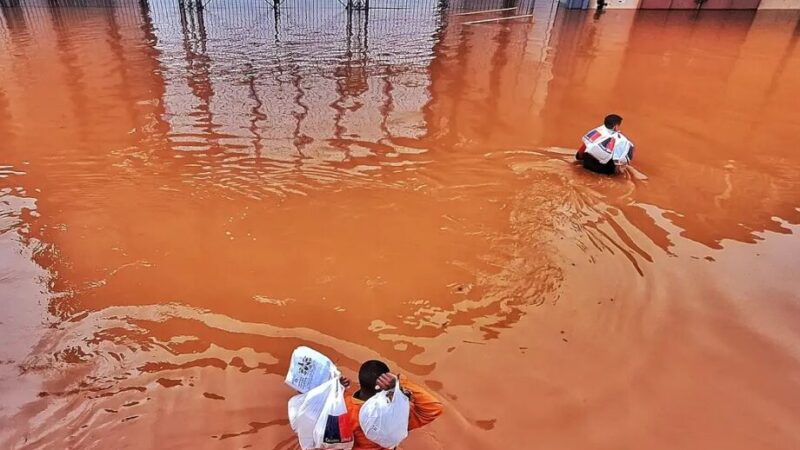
top-left (0, 0), bottom-right (543, 156)
top-left (0, 0), bottom-right (553, 202)
top-left (0, 1), bottom-right (147, 37)
top-left (1, 0), bottom-right (538, 20)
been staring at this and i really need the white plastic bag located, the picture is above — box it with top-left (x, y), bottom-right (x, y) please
top-left (582, 125), bottom-right (635, 167)
top-left (288, 376), bottom-right (354, 450)
top-left (611, 134), bottom-right (634, 167)
top-left (358, 377), bottom-right (410, 448)
top-left (286, 346), bottom-right (337, 393)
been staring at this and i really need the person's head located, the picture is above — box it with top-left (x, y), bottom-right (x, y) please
top-left (358, 359), bottom-right (390, 398)
top-left (604, 114), bottom-right (623, 131)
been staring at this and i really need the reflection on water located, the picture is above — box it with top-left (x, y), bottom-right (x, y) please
top-left (1, 2), bottom-right (799, 449)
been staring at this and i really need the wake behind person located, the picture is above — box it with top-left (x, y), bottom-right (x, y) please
top-left (342, 360), bottom-right (444, 450)
top-left (575, 114), bottom-right (635, 175)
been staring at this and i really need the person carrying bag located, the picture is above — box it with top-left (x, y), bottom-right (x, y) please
top-left (286, 347), bottom-right (355, 450)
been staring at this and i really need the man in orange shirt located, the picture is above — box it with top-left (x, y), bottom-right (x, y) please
top-left (340, 360), bottom-right (444, 449)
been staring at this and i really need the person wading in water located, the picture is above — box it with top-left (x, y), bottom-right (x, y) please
top-left (340, 360), bottom-right (443, 449)
top-left (575, 114), bottom-right (635, 175)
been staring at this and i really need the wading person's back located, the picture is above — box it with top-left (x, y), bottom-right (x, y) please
top-left (575, 114), bottom-right (635, 175)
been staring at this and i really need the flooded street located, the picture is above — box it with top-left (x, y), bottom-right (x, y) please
top-left (1, 1), bottom-right (800, 448)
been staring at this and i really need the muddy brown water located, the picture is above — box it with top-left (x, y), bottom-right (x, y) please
top-left (1, 2), bottom-right (799, 449)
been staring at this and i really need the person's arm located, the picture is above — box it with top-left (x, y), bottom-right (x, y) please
top-left (398, 375), bottom-right (444, 430)
top-left (576, 142), bottom-right (586, 160)
top-left (375, 373), bottom-right (444, 430)
top-left (340, 376), bottom-right (354, 393)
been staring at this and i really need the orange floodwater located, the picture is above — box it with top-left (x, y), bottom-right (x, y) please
top-left (1, 2), bottom-right (800, 449)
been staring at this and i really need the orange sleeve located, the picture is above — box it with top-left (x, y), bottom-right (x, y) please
top-left (400, 375), bottom-right (444, 431)
top-left (343, 383), bottom-right (360, 426)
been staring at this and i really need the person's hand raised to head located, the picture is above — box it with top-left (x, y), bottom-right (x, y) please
top-left (375, 373), bottom-right (397, 391)
top-left (339, 376), bottom-right (351, 388)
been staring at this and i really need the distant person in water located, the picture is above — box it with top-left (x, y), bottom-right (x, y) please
top-left (340, 360), bottom-right (444, 449)
top-left (575, 114), bottom-right (635, 175)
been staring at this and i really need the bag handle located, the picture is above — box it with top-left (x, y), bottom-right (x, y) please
top-left (375, 374), bottom-right (401, 402)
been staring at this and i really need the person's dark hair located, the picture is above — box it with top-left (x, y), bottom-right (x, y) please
top-left (358, 360), bottom-right (390, 396)
top-left (604, 114), bottom-right (623, 129)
